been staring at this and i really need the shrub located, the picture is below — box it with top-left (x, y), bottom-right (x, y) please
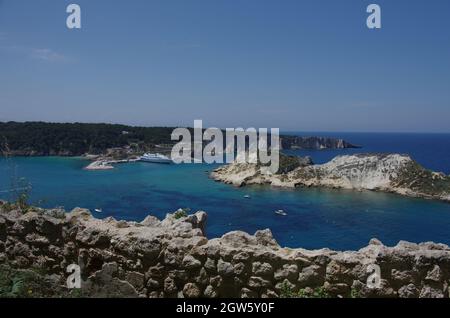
top-left (279, 281), bottom-right (330, 298)
top-left (174, 208), bottom-right (190, 219)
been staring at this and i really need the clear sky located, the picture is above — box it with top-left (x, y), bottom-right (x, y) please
top-left (0, 0), bottom-right (449, 132)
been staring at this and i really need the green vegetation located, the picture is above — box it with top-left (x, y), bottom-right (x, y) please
top-left (0, 121), bottom-right (354, 157)
top-left (350, 287), bottom-right (361, 298)
top-left (259, 153), bottom-right (313, 174)
top-left (279, 281), bottom-right (330, 298)
top-left (299, 287), bottom-right (330, 298)
top-left (11, 177), bottom-right (32, 212)
top-left (0, 121), bottom-right (179, 156)
top-left (1, 139), bottom-right (33, 212)
top-left (0, 265), bottom-right (58, 298)
top-left (277, 154), bottom-right (313, 174)
top-left (0, 264), bottom-right (84, 298)
top-left (395, 161), bottom-right (450, 196)
top-left (279, 281), bottom-right (296, 298)
top-left (174, 208), bottom-right (190, 219)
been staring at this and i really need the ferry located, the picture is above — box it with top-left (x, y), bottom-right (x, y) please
top-left (139, 153), bottom-right (173, 164)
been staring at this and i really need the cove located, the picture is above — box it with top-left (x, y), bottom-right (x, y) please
top-left (1, 156), bottom-right (450, 251)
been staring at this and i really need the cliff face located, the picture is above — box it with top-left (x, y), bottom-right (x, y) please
top-left (1, 204), bottom-right (449, 298)
top-left (280, 136), bottom-right (359, 150)
top-left (211, 154), bottom-right (450, 202)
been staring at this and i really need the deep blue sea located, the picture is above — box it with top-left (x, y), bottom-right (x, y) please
top-left (1, 133), bottom-right (450, 251)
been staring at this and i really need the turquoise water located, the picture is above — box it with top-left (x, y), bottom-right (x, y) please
top-left (1, 150), bottom-right (450, 251)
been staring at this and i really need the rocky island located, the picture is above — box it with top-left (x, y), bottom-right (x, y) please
top-left (0, 202), bottom-right (449, 298)
top-left (280, 135), bottom-right (359, 150)
top-left (211, 154), bottom-right (450, 203)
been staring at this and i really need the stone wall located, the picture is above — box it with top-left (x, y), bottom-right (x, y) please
top-left (0, 205), bottom-right (449, 298)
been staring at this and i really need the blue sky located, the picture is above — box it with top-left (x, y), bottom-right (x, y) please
top-left (0, 0), bottom-right (449, 132)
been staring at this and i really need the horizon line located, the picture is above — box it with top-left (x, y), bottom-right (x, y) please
top-left (1, 120), bottom-right (450, 135)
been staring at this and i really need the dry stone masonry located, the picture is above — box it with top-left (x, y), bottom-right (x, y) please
top-left (0, 203), bottom-right (449, 298)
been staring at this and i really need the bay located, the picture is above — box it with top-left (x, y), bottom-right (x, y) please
top-left (1, 132), bottom-right (450, 251)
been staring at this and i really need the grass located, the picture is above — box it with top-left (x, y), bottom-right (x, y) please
top-left (0, 265), bottom-right (51, 298)
top-left (350, 288), bottom-right (361, 298)
top-left (0, 264), bottom-right (85, 298)
top-left (258, 153), bottom-right (312, 175)
top-left (279, 281), bottom-right (330, 298)
top-left (174, 208), bottom-right (190, 219)
top-left (395, 162), bottom-right (450, 196)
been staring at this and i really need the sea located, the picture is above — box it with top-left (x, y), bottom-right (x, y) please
top-left (1, 132), bottom-right (450, 251)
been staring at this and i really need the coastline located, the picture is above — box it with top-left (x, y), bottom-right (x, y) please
top-left (83, 158), bottom-right (140, 170)
top-left (2, 155), bottom-right (450, 251)
top-left (211, 153), bottom-right (450, 203)
top-left (4, 151), bottom-right (450, 203)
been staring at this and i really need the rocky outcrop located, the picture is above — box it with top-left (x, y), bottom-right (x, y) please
top-left (211, 154), bottom-right (450, 202)
top-left (280, 136), bottom-right (359, 150)
top-left (0, 204), bottom-right (449, 298)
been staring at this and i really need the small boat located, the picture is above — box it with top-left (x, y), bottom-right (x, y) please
top-left (94, 208), bottom-right (102, 213)
top-left (244, 195), bottom-right (251, 199)
top-left (275, 209), bottom-right (287, 216)
top-left (139, 153), bottom-right (173, 164)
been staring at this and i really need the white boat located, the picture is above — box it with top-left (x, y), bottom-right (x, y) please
top-left (95, 208), bottom-right (102, 213)
top-left (139, 153), bottom-right (173, 164)
top-left (275, 209), bottom-right (287, 216)
top-left (244, 195), bottom-right (251, 199)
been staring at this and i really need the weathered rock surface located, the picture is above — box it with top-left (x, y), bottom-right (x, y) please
top-left (1, 205), bottom-right (449, 298)
top-left (280, 136), bottom-right (359, 150)
top-left (211, 153), bottom-right (450, 203)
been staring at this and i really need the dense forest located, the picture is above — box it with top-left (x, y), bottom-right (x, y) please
top-left (0, 121), bottom-right (357, 156)
top-left (0, 122), bottom-right (178, 156)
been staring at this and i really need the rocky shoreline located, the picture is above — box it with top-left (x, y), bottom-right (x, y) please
top-left (280, 136), bottom-right (359, 150)
top-left (211, 153), bottom-right (450, 203)
top-left (1, 203), bottom-right (449, 298)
